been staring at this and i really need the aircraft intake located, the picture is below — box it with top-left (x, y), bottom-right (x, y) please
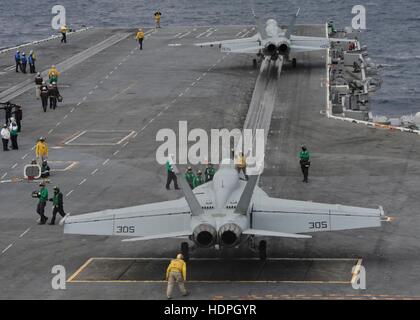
top-left (193, 224), bottom-right (217, 248)
top-left (218, 223), bottom-right (242, 247)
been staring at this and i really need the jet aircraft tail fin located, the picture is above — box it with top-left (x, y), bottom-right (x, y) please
top-left (285, 7), bottom-right (300, 39)
top-left (170, 155), bottom-right (204, 217)
top-left (252, 7), bottom-right (268, 39)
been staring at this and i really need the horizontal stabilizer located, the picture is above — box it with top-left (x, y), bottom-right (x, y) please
top-left (243, 229), bottom-right (312, 239)
top-left (122, 231), bottom-right (192, 242)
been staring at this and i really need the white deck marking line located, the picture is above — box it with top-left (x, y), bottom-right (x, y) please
top-left (109, 70), bottom-right (114, 75)
top-left (56, 122), bottom-right (61, 127)
top-left (21, 153), bottom-right (28, 160)
top-left (185, 87), bottom-right (190, 92)
top-left (102, 159), bottom-right (110, 165)
top-left (123, 141), bottom-right (129, 147)
top-left (205, 28), bottom-right (217, 37)
top-left (105, 75), bottom-right (109, 79)
top-left (48, 129), bottom-right (54, 134)
top-left (31, 145), bottom-right (35, 150)
top-left (157, 111), bottom-right (163, 117)
top-left (91, 168), bottom-right (99, 175)
top-left (196, 76), bottom-right (201, 81)
top-left (132, 133), bottom-right (138, 138)
top-left (11, 163), bottom-right (18, 169)
top-left (79, 178), bottom-right (87, 185)
top-left (195, 28), bottom-right (213, 38)
top-left (235, 29), bottom-right (247, 37)
top-left (203, 72), bottom-right (207, 76)
top-left (19, 228), bottom-right (30, 238)
top-left (178, 92), bottom-right (183, 97)
top-left (71, 107), bottom-right (75, 112)
top-left (1, 244), bottom-right (13, 254)
top-left (88, 91), bottom-right (93, 95)
top-left (66, 190), bottom-right (74, 197)
top-left (77, 102), bottom-right (81, 106)
top-left (191, 81), bottom-right (196, 86)
top-left (149, 118), bottom-right (154, 124)
top-left (113, 150), bottom-right (119, 156)
top-left (99, 80), bottom-right (104, 84)
top-left (1, 173), bottom-right (7, 179)
top-left (140, 125), bottom-right (148, 132)
top-left (94, 85), bottom-right (98, 89)
top-left (178, 31), bottom-right (191, 39)
top-left (173, 32), bottom-right (182, 38)
top-left (82, 96), bottom-right (87, 101)
top-left (240, 29), bottom-right (252, 38)
top-left (115, 131), bottom-right (136, 145)
top-left (64, 130), bottom-right (86, 145)
top-left (63, 114), bottom-right (68, 119)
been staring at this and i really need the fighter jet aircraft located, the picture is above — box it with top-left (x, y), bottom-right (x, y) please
top-left (62, 158), bottom-right (385, 260)
top-left (195, 9), bottom-right (352, 67)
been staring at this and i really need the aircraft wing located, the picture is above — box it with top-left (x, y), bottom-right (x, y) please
top-left (291, 35), bottom-right (355, 52)
top-left (195, 34), bottom-right (261, 53)
top-left (250, 196), bottom-right (384, 235)
top-left (63, 198), bottom-right (192, 239)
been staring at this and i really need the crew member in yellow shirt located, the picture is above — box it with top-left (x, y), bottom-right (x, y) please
top-left (166, 253), bottom-right (188, 299)
top-left (135, 28), bottom-right (144, 50)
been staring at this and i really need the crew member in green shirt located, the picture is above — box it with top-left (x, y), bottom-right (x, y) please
top-left (299, 145), bottom-right (310, 183)
top-left (184, 167), bottom-right (195, 189)
top-left (48, 186), bottom-right (66, 225)
top-left (204, 163), bottom-right (216, 182)
top-left (192, 170), bottom-right (204, 189)
top-left (36, 182), bottom-right (49, 224)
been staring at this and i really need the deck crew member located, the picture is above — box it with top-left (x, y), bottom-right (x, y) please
top-left (154, 11), bottom-right (162, 28)
top-left (8, 118), bottom-right (18, 150)
top-left (185, 167), bottom-right (195, 189)
top-left (35, 72), bottom-right (43, 99)
top-left (40, 82), bottom-right (49, 112)
top-left (12, 105), bottom-right (22, 132)
top-left (165, 159), bottom-right (179, 190)
top-left (166, 254), bottom-right (188, 299)
top-left (20, 52), bottom-right (27, 73)
top-left (299, 145), bottom-right (310, 183)
top-left (15, 51), bottom-right (21, 73)
top-left (36, 137), bottom-right (49, 164)
top-left (28, 50), bottom-right (36, 73)
top-left (60, 25), bottom-right (68, 43)
top-left (204, 163), bottom-right (216, 182)
top-left (48, 186), bottom-right (66, 225)
top-left (1, 124), bottom-right (10, 151)
top-left (236, 152), bottom-right (248, 180)
top-left (48, 82), bottom-right (60, 110)
top-left (135, 29), bottom-right (144, 50)
top-left (48, 65), bottom-right (60, 84)
top-left (40, 160), bottom-right (50, 178)
top-left (192, 170), bottom-right (204, 189)
top-left (35, 182), bottom-right (49, 225)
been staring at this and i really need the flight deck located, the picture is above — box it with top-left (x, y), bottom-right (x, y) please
top-left (0, 25), bottom-right (420, 300)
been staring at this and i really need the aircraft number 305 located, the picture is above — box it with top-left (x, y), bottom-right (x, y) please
top-left (116, 226), bottom-right (135, 234)
top-left (308, 221), bottom-right (328, 229)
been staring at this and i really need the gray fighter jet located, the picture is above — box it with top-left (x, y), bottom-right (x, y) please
top-left (62, 159), bottom-right (385, 260)
top-left (195, 9), bottom-right (353, 67)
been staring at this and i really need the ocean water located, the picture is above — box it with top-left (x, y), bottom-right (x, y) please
top-left (0, 0), bottom-right (419, 117)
